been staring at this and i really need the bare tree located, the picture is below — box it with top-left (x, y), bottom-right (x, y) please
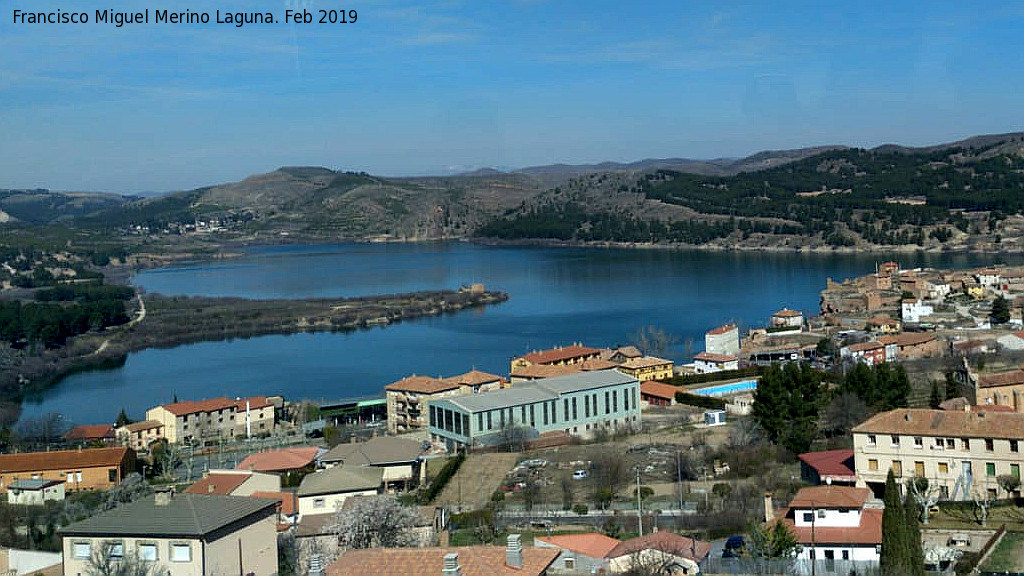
top-left (907, 477), bottom-right (939, 525)
top-left (85, 541), bottom-right (165, 576)
top-left (972, 491), bottom-right (996, 526)
top-left (332, 495), bottom-right (421, 549)
top-left (997, 474), bottom-right (1021, 499)
top-left (103, 473), bottom-right (152, 511)
top-left (630, 325), bottom-right (680, 358)
top-left (497, 419), bottom-right (528, 453)
top-left (822, 392), bottom-right (868, 436)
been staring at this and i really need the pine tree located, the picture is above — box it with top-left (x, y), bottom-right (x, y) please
top-left (903, 490), bottom-right (926, 576)
top-left (992, 295), bottom-right (1011, 324)
top-left (881, 470), bottom-right (907, 575)
top-left (929, 381), bottom-right (943, 409)
top-left (116, 408), bottom-right (132, 428)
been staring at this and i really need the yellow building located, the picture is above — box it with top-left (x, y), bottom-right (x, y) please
top-left (615, 356), bottom-right (675, 381)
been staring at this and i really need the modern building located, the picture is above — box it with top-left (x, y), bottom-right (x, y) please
top-left (115, 420), bottom-right (166, 452)
top-left (0, 447), bottom-right (134, 494)
top-left (59, 491), bottom-right (278, 576)
top-left (319, 396), bottom-right (387, 427)
top-left (534, 533), bottom-right (619, 574)
top-left (296, 465), bottom-right (383, 517)
top-left (705, 324), bottom-right (740, 357)
top-left (327, 535), bottom-right (559, 576)
top-left (777, 485), bottom-right (882, 573)
top-left (385, 371), bottom-right (505, 434)
top-left (852, 408), bottom-right (1024, 500)
top-left (693, 352), bottom-right (739, 374)
top-left (7, 479), bottom-right (65, 505)
top-left (429, 371), bottom-right (641, 450)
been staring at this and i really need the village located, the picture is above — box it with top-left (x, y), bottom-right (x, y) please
top-left (6, 262), bottom-right (1024, 576)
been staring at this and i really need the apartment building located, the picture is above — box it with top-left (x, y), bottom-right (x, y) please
top-left (852, 408), bottom-right (1024, 500)
top-left (385, 371), bottom-right (506, 434)
top-left (146, 396), bottom-right (276, 444)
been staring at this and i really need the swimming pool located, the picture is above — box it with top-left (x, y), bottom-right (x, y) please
top-left (690, 380), bottom-right (758, 397)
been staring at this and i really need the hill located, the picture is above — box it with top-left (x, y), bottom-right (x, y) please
top-left (0, 189), bottom-right (130, 225)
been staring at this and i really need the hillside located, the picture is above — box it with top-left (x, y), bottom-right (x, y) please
top-left (0, 189), bottom-right (130, 225)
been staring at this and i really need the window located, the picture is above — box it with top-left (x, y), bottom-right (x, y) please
top-left (935, 438), bottom-right (944, 449)
top-left (890, 435), bottom-right (900, 447)
top-left (1012, 440), bottom-right (1019, 453)
top-left (605, 391), bottom-right (610, 414)
top-left (529, 405), bottom-right (535, 427)
top-left (584, 396), bottom-right (590, 418)
top-left (543, 402), bottom-right (548, 426)
top-left (313, 498), bottom-right (326, 508)
top-left (138, 543), bottom-right (158, 562)
top-left (477, 413), bottom-right (483, 432)
top-left (962, 438), bottom-right (970, 450)
top-left (985, 439), bottom-right (994, 452)
top-left (67, 472), bottom-right (74, 483)
top-left (612, 391), bottom-right (618, 412)
top-left (938, 462), bottom-right (949, 474)
top-left (1013, 464), bottom-right (1021, 479)
top-left (842, 550), bottom-right (850, 561)
top-left (550, 401), bottom-right (557, 424)
top-left (108, 542), bottom-right (124, 560)
top-left (868, 459), bottom-right (878, 471)
top-left (572, 398), bottom-right (578, 419)
top-left (462, 414), bottom-right (469, 436)
top-left (109, 469), bottom-right (117, 482)
top-left (946, 438), bottom-right (955, 448)
top-left (73, 542), bottom-right (91, 559)
top-left (564, 558), bottom-right (575, 569)
top-left (170, 543), bottom-right (191, 563)
top-left (913, 436), bottom-right (923, 448)
top-left (802, 512), bottom-right (813, 523)
top-left (986, 462), bottom-right (996, 476)
top-left (892, 461), bottom-right (902, 476)
top-left (914, 461), bottom-right (924, 476)
top-left (563, 399), bottom-right (569, 420)
top-left (76, 471), bottom-right (82, 482)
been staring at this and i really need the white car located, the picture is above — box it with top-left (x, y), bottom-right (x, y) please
top-left (572, 469), bottom-right (588, 480)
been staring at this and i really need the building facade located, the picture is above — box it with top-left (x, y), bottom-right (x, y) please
top-left (429, 371), bottom-right (641, 450)
top-left (116, 420), bottom-right (166, 452)
top-left (693, 352), bottom-right (739, 374)
top-left (0, 447), bottom-right (135, 494)
top-left (852, 408), bottom-right (1024, 500)
top-left (705, 324), bottom-right (740, 357)
top-left (146, 398), bottom-right (239, 444)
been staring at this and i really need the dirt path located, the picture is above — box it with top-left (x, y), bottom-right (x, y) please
top-left (435, 453), bottom-right (519, 512)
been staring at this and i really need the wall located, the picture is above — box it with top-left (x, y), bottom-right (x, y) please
top-left (0, 455), bottom-right (132, 494)
top-left (792, 507), bottom-right (862, 528)
top-left (63, 536), bottom-right (204, 576)
top-left (298, 488), bottom-right (377, 518)
top-left (204, 513), bottom-right (278, 576)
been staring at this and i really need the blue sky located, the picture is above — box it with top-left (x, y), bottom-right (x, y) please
top-left (2, 0), bottom-right (1023, 193)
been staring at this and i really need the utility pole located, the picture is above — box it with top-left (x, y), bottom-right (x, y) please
top-left (635, 466), bottom-right (643, 537)
top-left (810, 500), bottom-right (816, 576)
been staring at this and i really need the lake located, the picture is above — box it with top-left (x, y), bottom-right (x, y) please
top-left (21, 243), bottom-right (1024, 424)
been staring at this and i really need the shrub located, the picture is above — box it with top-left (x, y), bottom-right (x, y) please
top-left (572, 503), bottom-right (589, 515)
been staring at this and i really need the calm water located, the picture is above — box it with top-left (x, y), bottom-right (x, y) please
top-left (21, 243), bottom-right (1024, 424)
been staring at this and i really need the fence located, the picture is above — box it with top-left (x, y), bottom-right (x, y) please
top-left (702, 557), bottom-right (880, 576)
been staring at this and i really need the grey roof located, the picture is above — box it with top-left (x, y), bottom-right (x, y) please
top-left (443, 370), bottom-right (638, 413)
top-left (320, 436), bottom-right (424, 465)
top-left (10, 478), bottom-right (63, 490)
top-left (59, 494), bottom-right (277, 538)
top-left (297, 465), bottom-right (383, 497)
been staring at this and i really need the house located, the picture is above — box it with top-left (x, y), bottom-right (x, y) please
top-left (996, 331), bottom-right (1024, 352)
top-left (442, 370), bottom-right (507, 393)
top-left (798, 449), bottom-right (857, 485)
top-left (428, 371), bottom-right (641, 451)
top-left (865, 315), bottom-right (900, 334)
top-left (184, 469), bottom-right (281, 496)
top-left (975, 269), bottom-right (1002, 289)
top-left (510, 344), bottom-right (603, 372)
top-left (705, 324), bottom-right (740, 357)
top-left (534, 532), bottom-right (619, 574)
top-left (876, 333), bottom-right (944, 360)
top-left (0, 548), bottom-right (62, 575)
top-left (777, 485), bottom-right (882, 573)
top-left (318, 436), bottom-right (426, 491)
top-left (692, 352), bottom-right (739, 374)
top-left (839, 341), bottom-right (892, 366)
top-left (963, 279), bottom-right (985, 299)
top-left (115, 420), bottom-right (166, 452)
top-left (59, 491), bottom-right (278, 576)
top-left (326, 535), bottom-right (559, 576)
top-left (296, 465), bottom-right (384, 517)
top-left (7, 479), bottom-right (65, 505)
top-left (852, 408), bottom-right (1024, 500)
top-left (0, 447), bottom-right (135, 493)
top-left (236, 446), bottom-right (324, 474)
top-left (145, 397), bottom-right (239, 444)
top-left (640, 381), bottom-right (678, 407)
top-left (63, 425), bottom-right (115, 446)
top-left (614, 356), bottom-right (675, 382)
top-left (951, 339), bottom-right (992, 357)
top-left (770, 308), bottom-right (804, 331)
top-left (955, 360), bottom-right (1024, 410)
top-left (250, 491), bottom-right (299, 527)
top-left (232, 396), bottom-right (278, 438)
top-left (605, 532), bottom-right (710, 575)
top-left (901, 299), bottom-right (934, 323)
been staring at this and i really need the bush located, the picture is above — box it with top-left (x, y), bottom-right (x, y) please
top-left (662, 367), bottom-right (761, 386)
top-left (572, 503), bottom-right (589, 515)
top-left (421, 453), bottom-right (465, 503)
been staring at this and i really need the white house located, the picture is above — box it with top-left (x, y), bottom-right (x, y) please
top-left (7, 479), bottom-right (65, 505)
top-left (705, 324), bottom-right (740, 357)
top-left (901, 299), bottom-right (934, 323)
top-left (693, 352), bottom-right (739, 374)
top-left (296, 465), bottom-right (383, 518)
top-left (778, 485), bottom-right (881, 574)
top-left (975, 269), bottom-right (1002, 289)
top-left (770, 308), bottom-right (804, 330)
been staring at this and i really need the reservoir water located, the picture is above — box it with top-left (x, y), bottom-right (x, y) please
top-left (21, 242), bottom-right (1024, 424)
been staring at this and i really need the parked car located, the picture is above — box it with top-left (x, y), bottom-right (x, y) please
top-left (572, 469), bottom-right (589, 480)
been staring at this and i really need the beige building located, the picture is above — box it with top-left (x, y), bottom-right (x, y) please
top-left (510, 344), bottom-right (603, 372)
top-left (60, 491), bottom-right (278, 576)
top-left (296, 465), bottom-right (383, 517)
top-left (385, 371), bottom-right (505, 434)
top-left (612, 356), bottom-right (674, 382)
top-left (115, 420), bottom-right (165, 452)
top-left (852, 408), bottom-right (1024, 500)
top-left (146, 396), bottom-right (276, 444)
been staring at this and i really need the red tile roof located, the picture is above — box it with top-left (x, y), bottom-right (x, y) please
top-left (607, 532), bottom-right (710, 562)
top-left (442, 370), bottom-right (504, 387)
top-left (385, 375), bottom-right (459, 394)
top-left (878, 333), bottom-right (937, 347)
top-left (781, 508), bottom-right (883, 546)
top-left (580, 358), bottom-right (620, 371)
top-left (773, 309), bottom-right (803, 318)
top-left (236, 447), bottom-right (321, 473)
top-left (845, 341), bottom-right (884, 353)
top-left (694, 352), bottom-right (737, 363)
top-left (797, 449), bottom-right (856, 482)
top-left (0, 447), bottom-right (131, 473)
top-left (160, 397), bottom-right (237, 416)
top-left (184, 473), bottom-right (250, 495)
top-left (852, 408), bottom-right (1024, 439)
top-left (706, 324), bottom-right (737, 336)
top-left (516, 345), bottom-right (601, 365)
top-left (978, 369), bottom-right (1024, 389)
top-left (510, 364), bottom-right (582, 379)
top-left (63, 425), bottom-right (115, 442)
top-left (327, 546), bottom-right (559, 576)
top-left (536, 533), bottom-right (620, 559)
top-left (788, 485), bottom-right (871, 509)
top-left (233, 396), bottom-right (273, 411)
top-left (641, 381), bottom-right (679, 401)
top-left (251, 491), bottom-right (298, 517)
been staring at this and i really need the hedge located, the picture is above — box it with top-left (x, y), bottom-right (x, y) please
top-left (422, 452), bottom-right (465, 503)
top-left (674, 391), bottom-right (727, 410)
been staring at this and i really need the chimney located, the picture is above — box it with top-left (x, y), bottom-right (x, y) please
top-left (155, 487), bottom-right (174, 506)
top-left (763, 492), bottom-right (774, 523)
top-left (441, 553), bottom-right (462, 576)
top-left (207, 482), bottom-right (216, 493)
top-left (307, 554), bottom-right (325, 576)
top-left (439, 528), bottom-right (450, 547)
top-left (505, 534), bottom-right (523, 569)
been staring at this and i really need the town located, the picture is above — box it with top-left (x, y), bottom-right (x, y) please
top-left (6, 261), bottom-right (1024, 575)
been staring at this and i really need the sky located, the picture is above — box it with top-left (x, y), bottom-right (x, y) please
top-left (2, 0), bottom-right (1024, 193)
